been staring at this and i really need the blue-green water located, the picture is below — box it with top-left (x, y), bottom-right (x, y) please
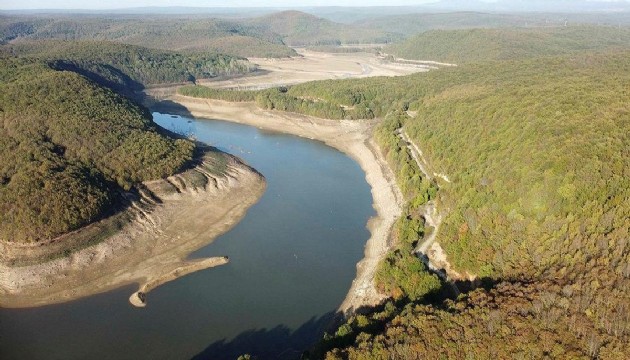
top-left (0, 113), bottom-right (374, 360)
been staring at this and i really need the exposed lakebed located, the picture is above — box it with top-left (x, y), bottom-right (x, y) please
top-left (0, 113), bottom-right (374, 359)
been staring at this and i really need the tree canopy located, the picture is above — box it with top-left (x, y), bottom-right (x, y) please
top-left (0, 58), bottom-right (194, 243)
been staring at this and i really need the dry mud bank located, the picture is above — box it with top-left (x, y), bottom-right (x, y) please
top-left (200, 49), bottom-right (429, 90)
top-left (156, 95), bottom-right (404, 314)
top-left (0, 150), bottom-right (266, 308)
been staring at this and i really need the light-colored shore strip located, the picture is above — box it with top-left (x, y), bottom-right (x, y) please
top-left (378, 53), bottom-right (458, 68)
top-left (161, 95), bottom-right (404, 314)
top-left (0, 154), bottom-right (266, 308)
top-left (129, 256), bottom-right (229, 307)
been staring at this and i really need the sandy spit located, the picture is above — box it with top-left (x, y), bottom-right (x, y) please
top-left (0, 152), bottom-right (266, 308)
top-left (129, 256), bottom-right (229, 308)
top-left (158, 95), bottom-right (404, 314)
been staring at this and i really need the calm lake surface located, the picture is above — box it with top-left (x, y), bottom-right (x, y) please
top-left (0, 113), bottom-right (374, 360)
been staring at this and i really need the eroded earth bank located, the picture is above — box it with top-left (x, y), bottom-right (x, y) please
top-left (151, 95), bottom-right (405, 314)
top-left (0, 149), bottom-right (266, 308)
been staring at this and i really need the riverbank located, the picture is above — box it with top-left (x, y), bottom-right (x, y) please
top-left (129, 256), bottom-right (229, 307)
top-left (152, 94), bottom-right (404, 314)
top-left (0, 150), bottom-right (266, 308)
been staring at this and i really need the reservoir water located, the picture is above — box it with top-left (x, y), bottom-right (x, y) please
top-left (0, 113), bottom-right (374, 360)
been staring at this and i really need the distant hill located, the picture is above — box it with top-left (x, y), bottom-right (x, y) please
top-left (0, 11), bottom-right (403, 55)
top-left (385, 25), bottom-right (630, 63)
top-left (1, 40), bottom-right (254, 93)
top-left (0, 16), bottom-right (297, 58)
top-left (247, 10), bottom-right (402, 46)
top-left (354, 11), bottom-right (615, 36)
top-left (6, 10), bottom-right (627, 57)
top-left (181, 35), bottom-right (295, 59)
top-left (425, 0), bottom-right (630, 12)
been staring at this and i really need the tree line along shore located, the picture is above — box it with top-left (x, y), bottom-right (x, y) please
top-left (0, 14), bottom-right (629, 359)
top-left (177, 28), bottom-right (630, 358)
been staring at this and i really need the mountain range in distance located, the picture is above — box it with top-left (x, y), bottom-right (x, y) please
top-left (2, 1), bottom-right (629, 17)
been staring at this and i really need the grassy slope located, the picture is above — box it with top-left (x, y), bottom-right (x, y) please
top-left (385, 25), bottom-right (630, 63)
top-left (0, 58), bottom-right (194, 243)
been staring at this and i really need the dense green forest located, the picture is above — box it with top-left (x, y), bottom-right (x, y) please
top-left (1, 40), bottom-right (254, 92)
top-left (0, 58), bottom-right (194, 243)
top-left (195, 35), bottom-right (296, 59)
top-left (0, 15), bottom-right (296, 58)
top-left (354, 11), bottom-right (630, 36)
top-left (179, 71), bottom-right (455, 120)
top-left (2, 11), bottom-right (629, 59)
top-left (245, 10), bottom-right (402, 46)
top-left (178, 72), bottom-right (437, 120)
top-left (313, 52), bottom-right (630, 359)
top-left (0, 11), bottom-right (401, 58)
top-left (182, 37), bottom-right (630, 356)
top-left (178, 85), bottom-right (369, 119)
top-left (356, 11), bottom-right (560, 36)
top-left (1, 11), bottom-right (628, 357)
top-left (385, 25), bottom-right (630, 63)
top-left (372, 112), bottom-right (442, 302)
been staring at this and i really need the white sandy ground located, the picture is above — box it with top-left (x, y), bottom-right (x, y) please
top-left (0, 155), bottom-right (266, 308)
top-left (152, 94), bottom-right (405, 314)
top-left (199, 49), bottom-right (432, 90)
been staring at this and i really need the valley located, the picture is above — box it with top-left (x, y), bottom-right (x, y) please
top-left (0, 3), bottom-right (629, 359)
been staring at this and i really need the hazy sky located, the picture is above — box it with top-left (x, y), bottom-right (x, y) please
top-left (1, 0), bottom-right (626, 10)
top-left (4, 0), bottom-right (441, 10)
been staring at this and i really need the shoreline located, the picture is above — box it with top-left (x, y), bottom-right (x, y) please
top-left (129, 256), bottom-right (229, 307)
top-left (0, 151), bottom-right (266, 308)
top-left (155, 94), bottom-right (404, 314)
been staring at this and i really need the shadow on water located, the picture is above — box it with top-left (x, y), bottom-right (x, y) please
top-left (191, 312), bottom-right (339, 360)
top-left (306, 277), bottom-right (500, 359)
top-left (148, 99), bottom-right (196, 119)
top-left (190, 276), bottom-right (497, 360)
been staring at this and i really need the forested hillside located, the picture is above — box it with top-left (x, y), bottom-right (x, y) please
top-left (355, 11), bottom-right (556, 36)
top-left (1, 40), bottom-right (254, 92)
top-left (0, 11), bottom-right (402, 58)
top-left (246, 10), bottom-right (402, 46)
top-left (0, 58), bottom-right (194, 243)
top-left (2, 10), bottom-right (627, 356)
top-left (385, 25), bottom-right (630, 63)
top-left (181, 43), bottom-right (630, 357)
top-left (178, 73), bottom-right (435, 120)
top-left (0, 16), bottom-right (297, 58)
top-left (313, 52), bottom-right (630, 359)
top-left (354, 11), bottom-right (630, 36)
